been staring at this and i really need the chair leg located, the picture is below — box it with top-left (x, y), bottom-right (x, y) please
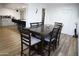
top-left (21, 43), bottom-right (23, 56)
top-left (21, 51), bottom-right (23, 56)
top-left (29, 47), bottom-right (31, 56)
top-left (58, 40), bottom-right (59, 46)
top-left (48, 47), bottom-right (50, 56)
top-left (53, 40), bottom-right (57, 50)
top-left (36, 43), bottom-right (42, 55)
top-left (48, 43), bottom-right (51, 56)
top-left (55, 40), bottom-right (57, 49)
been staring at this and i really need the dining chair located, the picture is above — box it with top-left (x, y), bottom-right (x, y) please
top-left (30, 22), bottom-right (42, 39)
top-left (44, 27), bottom-right (60, 56)
top-left (20, 28), bottom-right (41, 56)
top-left (30, 22), bottom-right (42, 28)
top-left (12, 20), bottom-right (41, 56)
top-left (57, 25), bottom-right (63, 46)
top-left (54, 22), bottom-right (63, 27)
top-left (54, 22), bottom-right (63, 46)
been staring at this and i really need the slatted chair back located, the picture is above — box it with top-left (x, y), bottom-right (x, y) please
top-left (30, 22), bottom-right (42, 28)
top-left (50, 27), bottom-right (60, 41)
top-left (54, 22), bottom-right (63, 27)
top-left (54, 22), bottom-right (63, 46)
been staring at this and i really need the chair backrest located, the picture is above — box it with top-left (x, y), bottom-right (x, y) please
top-left (15, 20), bottom-right (31, 46)
top-left (57, 25), bottom-right (63, 40)
top-left (38, 22), bottom-right (43, 26)
top-left (30, 22), bottom-right (42, 28)
top-left (14, 20), bottom-right (31, 46)
top-left (54, 22), bottom-right (63, 41)
top-left (50, 26), bottom-right (60, 40)
top-left (20, 28), bottom-right (31, 46)
top-left (17, 20), bottom-right (26, 31)
top-left (54, 22), bottom-right (63, 27)
top-left (54, 22), bottom-right (63, 34)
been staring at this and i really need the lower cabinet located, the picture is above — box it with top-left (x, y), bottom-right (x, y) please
top-left (1, 18), bottom-right (15, 26)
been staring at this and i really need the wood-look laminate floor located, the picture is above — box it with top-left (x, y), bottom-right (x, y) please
top-left (0, 26), bottom-right (78, 56)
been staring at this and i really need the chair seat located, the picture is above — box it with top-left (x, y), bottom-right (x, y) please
top-left (31, 36), bottom-right (41, 45)
top-left (33, 35), bottom-right (41, 39)
top-left (44, 35), bottom-right (55, 42)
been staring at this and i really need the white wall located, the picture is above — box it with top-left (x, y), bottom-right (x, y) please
top-left (77, 4), bottom-right (79, 36)
top-left (26, 4), bottom-right (79, 55)
top-left (45, 3), bottom-right (78, 35)
top-left (78, 21), bottom-right (79, 55)
top-left (77, 16), bottom-right (79, 55)
top-left (20, 8), bottom-right (27, 20)
top-left (26, 3), bottom-right (47, 27)
top-left (26, 3), bottom-right (79, 35)
top-left (0, 8), bottom-right (20, 19)
top-left (0, 6), bottom-right (20, 26)
top-left (4, 3), bottom-right (27, 10)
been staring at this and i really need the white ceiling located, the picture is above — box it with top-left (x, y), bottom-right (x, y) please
top-left (0, 3), bottom-right (28, 10)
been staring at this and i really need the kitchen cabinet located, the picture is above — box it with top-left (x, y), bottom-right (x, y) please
top-left (0, 16), bottom-right (15, 26)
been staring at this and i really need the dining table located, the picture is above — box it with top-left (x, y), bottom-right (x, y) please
top-left (11, 19), bottom-right (54, 55)
top-left (25, 24), bottom-right (54, 55)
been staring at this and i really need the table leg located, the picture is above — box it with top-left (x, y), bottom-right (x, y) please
top-left (40, 35), bottom-right (45, 56)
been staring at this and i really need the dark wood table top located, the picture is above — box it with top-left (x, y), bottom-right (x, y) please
top-left (29, 25), bottom-right (54, 36)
